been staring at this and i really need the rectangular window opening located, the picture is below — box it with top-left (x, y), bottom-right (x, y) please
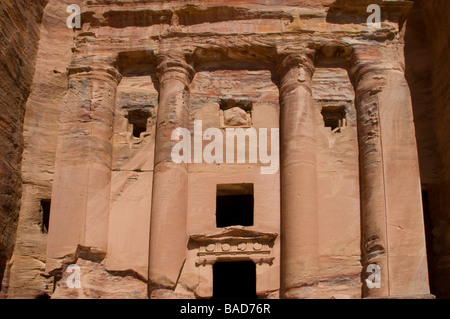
top-left (216, 183), bottom-right (254, 228)
top-left (40, 199), bottom-right (51, 234)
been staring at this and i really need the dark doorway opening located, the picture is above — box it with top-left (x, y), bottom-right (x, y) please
top-left (213, 261), bottom-right (257, 299)
top-left (216, 184), bottom-right (254, 228)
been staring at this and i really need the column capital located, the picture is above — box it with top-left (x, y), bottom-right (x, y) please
top-left (275, 49), bottom-right (316, 96)
top-left (349, 45), bottom-right (390, 85)
top-left (67, 65), bottom-right (122, 84)
top-left (348, 45), bottom-right (391, 101)
top-left (156, 52), bottom-right (196, 86)
top-left (275, 49), bottom-right (316, 79)
top-left (67, 52), bottom-right (122, 84)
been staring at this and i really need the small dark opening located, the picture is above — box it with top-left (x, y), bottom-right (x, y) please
top-left (321, 105), bottom-right (347, 133)
top-left (219, 98), bottom-right (253, 112)
top-left (40, 199), bottom-right (51, 234)
top-left (213, 261), bottom-right (257, 299)
top-left (133, 124), bottom-right (147, 138)
top-left (216, 184), bottom-right (254, 228)
top-left (126, 109), bottom-right (151, 138)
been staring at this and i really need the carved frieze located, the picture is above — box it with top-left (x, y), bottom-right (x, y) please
top-left (189, 227), bottom-right (278, 266)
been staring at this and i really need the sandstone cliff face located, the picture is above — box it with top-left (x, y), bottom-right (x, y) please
top-left (403, 0), bottom-right (450, 299)
top-left (407, 0), bottom-right (450, 299)
top-left (428, 0), bottom-right (450, 298)
top-left (2, 0), bottom-right (81, 299)
top-left (0, 0), bottom-right (48, 294)
top-left (43, 0), bottom-right (424, 299)
top-left (1, 0), bottom-right (448, 299)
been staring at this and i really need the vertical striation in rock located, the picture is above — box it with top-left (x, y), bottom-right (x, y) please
top-left (0, 0), bottom-right (48, 295)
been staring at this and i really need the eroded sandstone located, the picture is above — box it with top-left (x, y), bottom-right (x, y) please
top-left (1, 0), bottom-right (448, 299)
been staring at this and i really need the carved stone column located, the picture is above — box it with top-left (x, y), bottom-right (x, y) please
top-left (148, 53), bottom-right (195, 296)
top-left (352, 45), bottom-right (431, 298)
top-left (277, 50), bottom-right (319, 298)
top-left (46, 57), bottom-right (121, 271)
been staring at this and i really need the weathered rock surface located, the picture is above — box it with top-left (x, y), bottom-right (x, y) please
top-left (51, 250), bottom-right (147, 299)
top-left (3, 0), bottom-right (82, 299)
top-left (0, 0), bottom-right (48, 295)
top-left (1, 0), bottom-right (449, 300)
top-left (405, 0), bottom-right (450, 299)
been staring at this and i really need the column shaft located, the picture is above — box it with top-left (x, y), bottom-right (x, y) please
top-left (353, 45), bottom-right (430, 297)
top-left (278, 52), bottom-right (319, 298)
top-left (353, 51), bottom-right (390, 297)
top-left (148, 54), bottom-right (194, 295)
top-left (46, 64), bottom-right (121, 271)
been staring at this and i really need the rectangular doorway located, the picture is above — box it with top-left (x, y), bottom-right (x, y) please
top-left (212, 261), bottom-right (257, 299)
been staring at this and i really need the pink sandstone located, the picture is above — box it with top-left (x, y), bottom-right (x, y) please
top-left (0, 0), bottom-right (449, 299)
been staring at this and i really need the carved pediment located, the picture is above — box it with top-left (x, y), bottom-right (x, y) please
top-left (189, 227), bottom-right (278, 266)
top-left (190, 227), bottom-right (278, 244)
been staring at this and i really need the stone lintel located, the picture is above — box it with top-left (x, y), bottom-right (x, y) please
top-left (190, 227), bottom-right (278, 267)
